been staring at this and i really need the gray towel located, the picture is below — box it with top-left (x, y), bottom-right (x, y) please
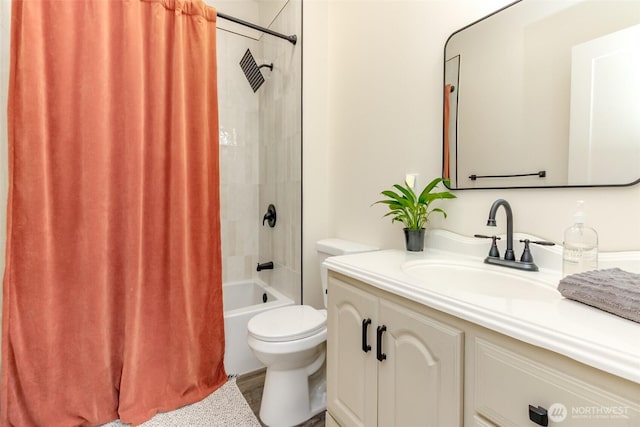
top-left (558, 268), bottom-right (640, 324)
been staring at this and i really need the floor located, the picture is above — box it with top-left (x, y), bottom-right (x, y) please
top-left (99, 377), bottom-right (261, 427)
top-left (237, 369), bottom-right (325, 427)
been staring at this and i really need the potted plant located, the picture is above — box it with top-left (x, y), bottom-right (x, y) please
top-left (374, 177), bottom-right (456, 251)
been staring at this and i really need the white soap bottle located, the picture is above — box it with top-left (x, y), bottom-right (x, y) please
top-left (562, 201), bottom-right (598, 277)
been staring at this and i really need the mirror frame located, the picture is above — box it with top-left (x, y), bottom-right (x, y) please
top-left (442, 0), bottom-right (640, 190)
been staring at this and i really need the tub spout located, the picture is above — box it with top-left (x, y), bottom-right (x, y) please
top-left (257, 261), bottom-right (274, 271)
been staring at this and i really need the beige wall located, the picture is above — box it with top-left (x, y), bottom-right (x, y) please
top-left (302, 0), bottom-right (640, 308)
top-left (302, 0), bottom-right (330, 308)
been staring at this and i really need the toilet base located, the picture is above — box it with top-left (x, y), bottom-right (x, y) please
top-left (259, 354), bottom-right (326, 426)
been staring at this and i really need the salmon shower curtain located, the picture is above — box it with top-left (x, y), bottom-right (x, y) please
top-left (2, 0), bottom-right (226, 425)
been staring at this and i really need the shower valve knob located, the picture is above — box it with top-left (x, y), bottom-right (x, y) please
top-left (262, 204), bottom-right (277, 227)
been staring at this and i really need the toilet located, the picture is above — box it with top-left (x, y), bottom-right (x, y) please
top-left (247, 238), bottom-right (378, 426)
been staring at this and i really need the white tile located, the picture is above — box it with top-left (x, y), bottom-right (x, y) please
top-left (220, 1), bottom-right (301, 294)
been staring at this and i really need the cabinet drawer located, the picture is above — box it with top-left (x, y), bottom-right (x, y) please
top-left (473, 338), bottom-right (640, 426)
top-left (471, 414), bottom-right (498, 427)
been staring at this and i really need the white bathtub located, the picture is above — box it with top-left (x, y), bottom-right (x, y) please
top-left (223, 279), bottom-right (294, 375)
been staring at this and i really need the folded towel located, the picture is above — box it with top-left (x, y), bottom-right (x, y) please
top-left (558, 268), bottom-right (640, 324)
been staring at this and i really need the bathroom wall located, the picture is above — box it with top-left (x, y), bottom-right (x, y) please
top-left (216, 0), bottom-right (302, 304)
top-left (258, 0), bottom-right (303, 303)
top-left (302, 1), bottom-right (330, 308)
top-left (217, 28), bottom-right (261, 283)
top-left (302, 0), bottom-right (640, 309)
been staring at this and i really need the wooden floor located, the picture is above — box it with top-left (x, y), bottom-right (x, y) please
top-left (237, 369), bottom-right (325, 427)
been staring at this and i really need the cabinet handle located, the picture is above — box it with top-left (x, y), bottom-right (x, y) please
top-left (528, 405), bottom-right (549, 426)
top-left (361, 318), bottom-right (372, 353)
top-left (376, 325), bottom-right (387, 362)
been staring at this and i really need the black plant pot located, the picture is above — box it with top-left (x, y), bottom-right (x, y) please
top-left (403, 228), bottom-right (425, 252)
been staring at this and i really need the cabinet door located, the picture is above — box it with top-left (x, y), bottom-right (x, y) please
top-left (377, 298), bottom-right (464, 427)
top-left (325, 411), bottom-right (341, 427)
top-left (327, 277), bottom-right (379, 427)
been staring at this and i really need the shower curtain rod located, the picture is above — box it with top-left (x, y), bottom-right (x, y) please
top-left (217, 12), bottom-right (297, 45)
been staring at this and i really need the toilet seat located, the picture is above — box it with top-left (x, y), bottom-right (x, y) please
top-left (248, 305), bottom-right (326, 342)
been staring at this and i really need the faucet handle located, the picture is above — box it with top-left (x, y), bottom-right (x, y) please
top-left (519, 239), bottom-right (534, 263)
top-left (475, 234), bottom-right (501, 258)
top-left (518, 239), bottom-right (556, 264)
top-left (529, 240), bottom-right (555, 247)
top-left (474, 234), bottom-right (502, 241)
top-left (474, 234), bottom-right (492, 239)
top-left (519, 239), bottom-right (555, 247)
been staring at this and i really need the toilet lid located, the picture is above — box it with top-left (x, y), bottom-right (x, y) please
top-left (248, 305), bottom-right (327, 342)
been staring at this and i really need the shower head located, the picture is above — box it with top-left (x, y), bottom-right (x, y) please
top-left (240, 49), bottom-right (273, 92)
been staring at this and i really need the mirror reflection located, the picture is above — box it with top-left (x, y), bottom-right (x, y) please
top-left (444, 0), bottom-right (640, 189)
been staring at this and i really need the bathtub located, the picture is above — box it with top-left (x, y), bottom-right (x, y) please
top-left (223, 279), bottom-right (294, 375)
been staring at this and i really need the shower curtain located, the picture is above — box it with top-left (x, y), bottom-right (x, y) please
top-left (2, 0), bottom-right (226, 425)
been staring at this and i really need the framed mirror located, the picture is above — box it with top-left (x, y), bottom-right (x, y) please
top-left (443, 0), bottom-right (640, 189)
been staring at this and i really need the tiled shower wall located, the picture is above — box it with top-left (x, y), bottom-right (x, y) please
top-left (258, 1), bottom-right (302, 303)
top-left (218, 31), bottom-right (260, 283)
top-left (218, 1), bottom-right (302, 303)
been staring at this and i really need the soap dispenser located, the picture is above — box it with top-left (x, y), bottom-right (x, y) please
top-left (562, 201), bottom-right (598, 277)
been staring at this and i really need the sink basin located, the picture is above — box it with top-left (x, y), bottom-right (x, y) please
top-left (401, 259), bottom-right (560, 300)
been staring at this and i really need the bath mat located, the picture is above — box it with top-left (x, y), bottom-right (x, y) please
top-left (100, 377), bottom-right (261, 427)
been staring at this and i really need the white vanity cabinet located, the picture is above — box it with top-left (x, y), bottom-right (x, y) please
top-left (326, 271), bottom-right (640, 427)
top-left (326, 274), bottom-right (464, 427)
top-left (467, 334), bottom-right (640, 427)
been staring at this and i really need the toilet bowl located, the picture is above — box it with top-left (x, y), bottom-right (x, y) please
top-left (248, 306), bottom-right (327, 426)
top-left (247, 238), bottom-right (378, 426)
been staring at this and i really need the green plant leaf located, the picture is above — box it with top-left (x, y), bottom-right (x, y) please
top-left (380, 190), bottom-right (403, 200)
top-left (373, 177), bottom-right (456, 229)
top-left (429, 207), bottom-right (447, 219)
top-left (418, 177), bottom-right (444, 203)
top-left (422, 191), bottom-right (457, 203)
top-left (393, 183), bottom-right (416, 204)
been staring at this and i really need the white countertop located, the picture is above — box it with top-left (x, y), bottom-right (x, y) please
top-left (324, 235), bottom-right (640, 384)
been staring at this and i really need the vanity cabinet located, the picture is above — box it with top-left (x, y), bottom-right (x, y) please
top-left (468, 335), bottom-right (640, 427)
top-left (326, 274), bottom-right (464, 427)
top-left (326, 271), bottom-right (640, 427)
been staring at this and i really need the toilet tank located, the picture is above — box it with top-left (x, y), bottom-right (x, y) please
top-left (316, 239), bottom-right (378, 308)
